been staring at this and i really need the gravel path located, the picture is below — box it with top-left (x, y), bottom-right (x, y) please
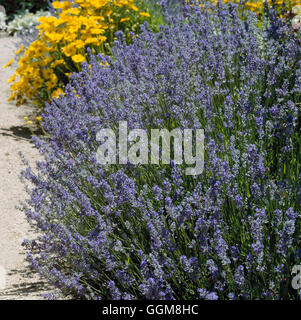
top-left (0, 36), bottom-right (52, 300)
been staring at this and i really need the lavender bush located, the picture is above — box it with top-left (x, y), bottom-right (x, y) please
top-left (20, 2), bottom-right (301, 300)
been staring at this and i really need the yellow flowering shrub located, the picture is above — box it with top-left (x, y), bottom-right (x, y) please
top-left (213, 1), bottom-right (301, 33)
top-left (8, 0), bottom-right (151, 107)
top-left (201, 0), bottom-right (301, 14)
top-left (240, 0), bottom-right (301, 14)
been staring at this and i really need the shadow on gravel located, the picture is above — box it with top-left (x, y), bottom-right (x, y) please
top-left (0, 267), bottom-right (51, 299)
top-left (0, 126), bottom-right (42, 141)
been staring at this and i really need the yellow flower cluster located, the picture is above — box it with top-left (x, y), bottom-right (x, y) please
top-left (193, 0), bottom-right (301, 14)
top-left (8, 0), bottom-right (151, 107)
top-left (243, 0), bottom-right (301, 13)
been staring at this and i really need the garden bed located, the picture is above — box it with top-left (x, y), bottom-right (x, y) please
top-left (1, 0), bottom-right (301, 300)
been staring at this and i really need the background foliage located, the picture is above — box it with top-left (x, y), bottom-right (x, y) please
top-left (0, 0), bottom-right (50, 21)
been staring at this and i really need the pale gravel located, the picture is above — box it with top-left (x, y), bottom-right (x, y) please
top-left (0, 35), bottom-right (53, 300)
